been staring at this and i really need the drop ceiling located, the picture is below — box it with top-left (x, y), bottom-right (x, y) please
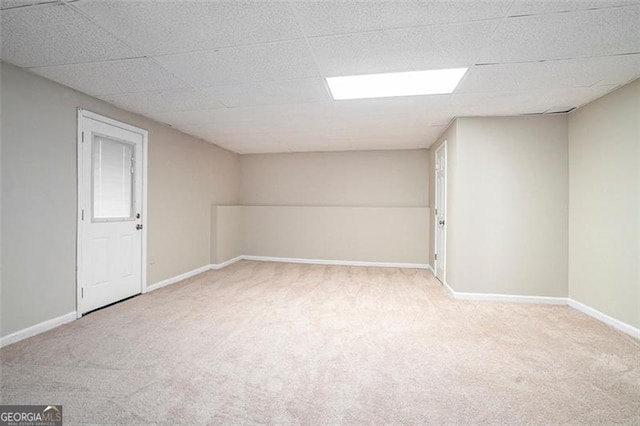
top-left (1, 0), bottom-right (639, 154)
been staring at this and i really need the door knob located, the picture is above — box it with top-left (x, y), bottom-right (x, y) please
top-left (136, 224), bottom-right (143, 230)
top-left (439, 220), bottom-right (445, 226)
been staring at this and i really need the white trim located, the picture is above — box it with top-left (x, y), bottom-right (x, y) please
top-left (3, 265), bottom-right (636, 351)
top-left (439, 279), bottom-right (457, 298)
top-left (210, 255), bottom-right (244, 270)
top-left (76, 110), bottom-right (83, 318)
top-left (426, 264), bottom-right (434, 274)
top-left (76, 109), bottom-right (149, 318)
top-left (434, 140), bottom-right (448, 282)
top-left (140, 124), bottom-right (149, 295)
top-left (144, 256), bottom-right (244, 293)
top-left (440, 279), bottom-right (567, 304)
top-left (568, 299), bottom-right (640, 339)
top-left (242, 255), bottom-right (430, 270)
top-left (0, 312), bottom-right (76, 348)
top-left (144, 264), bottom-right (211, 293)
top-left (454, 292), bottom-right (568, 305)
top-left (79, 109), bottom-right (149, 135)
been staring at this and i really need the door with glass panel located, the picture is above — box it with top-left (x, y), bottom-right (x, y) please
top-left (78, 111), bottom-right (145, 314)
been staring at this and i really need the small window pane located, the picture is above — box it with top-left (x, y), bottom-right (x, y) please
top-left (92, 135), bottom-right (134, 220)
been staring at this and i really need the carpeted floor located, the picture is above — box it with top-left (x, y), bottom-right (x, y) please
top-left (1, 260), bottom-right (639, 424)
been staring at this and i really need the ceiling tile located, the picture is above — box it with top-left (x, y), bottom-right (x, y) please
top-left (164, 95), bottom-right (454, 153)
top-left (74, 0), bottom-right (302, 56)
top-left (75, 0), bottom-right (302, 55)
top-left (0, 0), bottom-right (58, 10)
top-left (458, 54), bottom-right (640, 93)
top-left (0, 2), bottom-right (136, 67)
top-left (292, 0), bottom-right (511, 37)
top-left (347, 125), bottom-right (443, 150)
top-left (98, 88), bottom-right (226, 115)
top-left (479, 5), bottom-right (640, 63)
top-left (508, 0), bottom-right (640, 16)
top-left (310, 20), bottom-right (500, 76)
top-left (149, 109), bottom-right (224, 128)
top-left (151, 101), bottom-right (338, 128)
top-left (156, 96), bottom-right (453, 132)
top-left (203, 78), bottom-right (332, 107)
top-left (451, 85), bottom-right (618, 116)
top-left (331, 96), bottom-right (453, 128)
top-left (588, 0), bottom-right (640, 8)
top-left (154, 41), bottom-right (319, 88)
top-left (177, 128), bottom-right (291, 154)
top-left (508, 0), bottom-right (599, 16)
top-left (30, 58), bottom-right (188, 96)
top-left (452, 92), bottom-right (555, 116)
top-left (540, 85), bottom-right (620, 109)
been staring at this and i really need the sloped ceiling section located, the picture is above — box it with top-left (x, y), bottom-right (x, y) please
top-left (1, 0), bottom-right (639, 153)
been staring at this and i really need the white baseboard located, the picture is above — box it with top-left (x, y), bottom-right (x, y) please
top-left (242, 255), bottom-right (431, 270)
top-left (454, 292), bottom-right (568, 305)
top-left (0, 311), bottom-right (76, 348)
top-left (568, 298), bottom-right (640, 339)
top-left (210, 255), bottom-right (243, 270)
top-left (440, 280), bottom-right (457, 298)
top-left (438, 280), bottom-right (638, 339)
top-left (145, 256), bottom-right (244, 294)
top-left (4, 263), bottom-right (635, 351)
top-left (440, 280), bottom-right (567, 305)
top-left (145, 264), bottom-right (211, 293)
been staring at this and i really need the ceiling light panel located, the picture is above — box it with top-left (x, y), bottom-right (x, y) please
top-left (327, 68), bottom-right (468, 100)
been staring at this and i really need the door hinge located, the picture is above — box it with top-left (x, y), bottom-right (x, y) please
top-left (81, 209), bottom-right (84, 221)
top-left (435, 253), bottom-right (438, 261)
top-left (435, 208), bottom-right (438, 215)
top-left (81, 132), bottom-right (85, 143)
top-left (81, 288), bottom-right (84, 298)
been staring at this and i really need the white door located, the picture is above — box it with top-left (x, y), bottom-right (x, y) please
top-left (78, 111), bottom-right (146, 314)
top-left (434, 141), bottom-right (447, 282)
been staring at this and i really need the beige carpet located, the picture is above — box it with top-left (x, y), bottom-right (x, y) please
top-left (1, 261), bottom-right (639, 424)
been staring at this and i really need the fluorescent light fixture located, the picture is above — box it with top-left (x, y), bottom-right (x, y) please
top-left (326, 68), bottom-right (468, 100)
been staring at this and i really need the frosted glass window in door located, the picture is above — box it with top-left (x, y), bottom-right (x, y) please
top-left (92, 135), bottom-right (134, 220)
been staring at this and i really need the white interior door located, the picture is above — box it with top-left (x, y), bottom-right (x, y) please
top-left (434, 141), bottom-right (447, 282)
top-left (78, 112), bottom-right (146, 314)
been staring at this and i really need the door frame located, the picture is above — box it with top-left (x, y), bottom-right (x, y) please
top-left (434, 140), bottom-right (447, 282)
top-left (76, 109), bottom-right (148, 318)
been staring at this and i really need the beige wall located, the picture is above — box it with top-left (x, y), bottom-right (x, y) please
top-left (241, 150), bottom-right (428, 207)
top-left (568, 80), bottom-right (640, 328)
top-left (430, 116), bottom-right (569, 297)
top-left (0, 62), bottom-right (239, 337)
top-left (212, 206), bottom-right (243, 264)
top-left (239, 149), bottom-right (430, 264)
top-left (243, 206), bottom-right (429, 264)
